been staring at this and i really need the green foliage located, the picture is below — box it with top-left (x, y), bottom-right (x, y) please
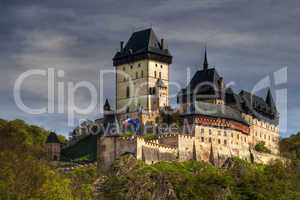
top-left (281, 132), bottom-right (300, 160)
top-left (100, 156), bottom-right (300, 200)
top-left (66, 166), bottom-right (97, 200)
top-left (60, 134), bottom-right (97, 162)
top-left (122, 131), bottom-right (134, 138)
top-left (0, 118), bottom-right (97, 200)
top-left (255, 141), bottom-right (271, 153)
top-left (143, 133), bottom-right (158, 141)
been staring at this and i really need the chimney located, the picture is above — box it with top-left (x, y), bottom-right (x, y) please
top-left (120, 41), bottom-right (124, 52)
top-left (160, 38), bottom-right (164, 49)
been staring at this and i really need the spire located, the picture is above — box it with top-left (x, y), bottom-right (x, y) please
top-left (104, 99), bottom-right (111, 111)
top-left (265, 88), bottom-right (276, 112)
top-left (203, 47), bottom-right (208, 70)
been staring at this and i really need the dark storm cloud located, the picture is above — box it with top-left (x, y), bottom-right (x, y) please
top-left (0, 0), bottom-right (299, 136)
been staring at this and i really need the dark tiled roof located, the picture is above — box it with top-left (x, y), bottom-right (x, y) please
top-left (225, 87), bottom-right (243, 112)
top-left (178, 68), bottom-right (223, 101)
top-left (46, 132), bottom-right (60, 143)
top-left (113, 28), bottom-right (172, 65)
top-left (238, 90), bottom-right (278, 125)
top-left (184, 101), bottom-right (248, 125)
top-left (104, 99), bottom-right (111, 111)
top-left (265, 89), bottom-right (277, 113)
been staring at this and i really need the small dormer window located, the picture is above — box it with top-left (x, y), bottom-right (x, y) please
top-left (161, 65), bottom-right (163, 69)
top-left (155, 64), bottom-right (158, 67)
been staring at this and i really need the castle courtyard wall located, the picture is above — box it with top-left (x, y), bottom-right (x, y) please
top-left (98, 136), bottom-right (136, 169)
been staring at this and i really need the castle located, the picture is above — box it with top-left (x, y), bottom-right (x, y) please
top-left (98, 28), bottom-right (283, 169)
top-left (46, 28), bottom-right (283, 167)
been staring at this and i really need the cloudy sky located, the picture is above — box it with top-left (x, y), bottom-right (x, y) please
top-left (0, 0), bottom-right (299, 137)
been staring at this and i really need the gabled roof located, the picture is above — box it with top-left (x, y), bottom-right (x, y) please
top-left (239, 90), bottom-right (278, 124)
top-left (265, 89), bottom-right (277, 113)
top-left (113, 28), bottom-right (172, 65)
top-left (225, 87), bottom-right (243, 111)
top-left (46, 132), bottom-right (60, 144)
top-left (179, 68), bottom-right (222, 97)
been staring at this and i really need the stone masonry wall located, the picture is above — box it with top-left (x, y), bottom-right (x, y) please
top-left (98, 136), bottom-right (136, 170)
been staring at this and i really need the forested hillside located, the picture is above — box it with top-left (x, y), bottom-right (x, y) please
top-left (1, 118), bottom-right (300, 200)
top-left (0, 119), bottom-right (97, 200)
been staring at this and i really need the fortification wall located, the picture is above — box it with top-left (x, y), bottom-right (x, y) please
top-left (158, 134), bottom-right (179, 148)
top-left (98, 136), bottom-right (136, 170)
top-left (178, 135), bottom-right (195, 161)
top-left (251, 150), bottom-right (288, 165)
top-left (137, 137), bottom-right (177, 164)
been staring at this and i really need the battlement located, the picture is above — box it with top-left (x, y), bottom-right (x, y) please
top-left (143, 140), bottom-right (178, 152)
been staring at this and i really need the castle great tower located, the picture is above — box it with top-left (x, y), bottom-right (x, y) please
top-left (113, 28), bottom-right (172, 113)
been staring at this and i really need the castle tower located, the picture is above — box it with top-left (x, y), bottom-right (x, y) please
top-left (155, 79), bottom-right (168, 109)
top-left (113, 28), bottom-right (172, 113)
top-left (45, 132), bottom-right (61, 161)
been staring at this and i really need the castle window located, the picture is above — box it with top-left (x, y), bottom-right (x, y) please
top-left (224, 140), bottom-right (227, 146)
top-left (209, 138), bottom-right (212, 143)
top-left (126, 86), bottom-right (130, 98)
top-left (218, 131), bottom-right (221, 136)
top-left (161, 65), bottom-right (163, 69)
top-left (218, 139), bottom-right (221, 144)
top-left (155, 64), bottom-right (158, 67)
top-left (237, 134), bottom-right (239, 140)
top-left (159, 72), bottom-right (161, 79)
top-left (141, 70), bottom-right (144, 78)
top-left (138, 63), bottom-right (141, 67)
top-left (209, 129), bottom-right (212, 135)
top-left (201, 137), bottom-right (204, 142)
top-left (136, 72), bottom-right (138, 79)
top-left (154, 71), bottom-right (157, 78)
top-left (224, 131), bottom-right (227, 136)
top-left (130, 65), bottom-right (133, 69)
top-left (201, 128), bottom-right (204, 134)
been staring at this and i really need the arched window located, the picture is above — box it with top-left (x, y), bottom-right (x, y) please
top-left (154, 71), bottom-right (157, 78)
top-left (136, 72), bottom-right (138, 79)
top-left (141, 70), bottom-right (144, 78)
top-left (126, 86), bottom-right (130, 98)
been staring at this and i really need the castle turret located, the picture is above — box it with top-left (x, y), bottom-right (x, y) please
top-left (45, 132), bottom-right (61, 161)
top-left (113, 28), bottom-right (172, 113)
